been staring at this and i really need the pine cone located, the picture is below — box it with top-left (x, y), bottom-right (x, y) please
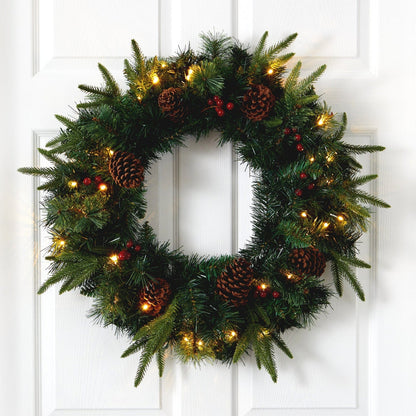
top-left (158, 87), bottom-right (187, 122)
top-left (139, 278), bottom-right (172, 317)
top-left (216, 258), bottom-right (254, 307)
top-left (241, 84), bottom-right (276, 121)
top-left (288, 247), bottom-right (326, 278)
top-left (109, 151), bottom-right (144, 188)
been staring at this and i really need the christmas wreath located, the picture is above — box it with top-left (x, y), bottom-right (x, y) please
top-left (19, 32), bottom-right (389, 386)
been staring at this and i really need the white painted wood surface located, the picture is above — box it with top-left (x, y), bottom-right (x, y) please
top-left (1, 0), bottom-right (414, 415)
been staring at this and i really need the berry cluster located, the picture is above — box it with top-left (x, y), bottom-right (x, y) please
top-left (254, 284), bottom-right (280, 299)
top-left (284, 127), bottom-right (304, 152)
top-left (117, 240), bottom-right (142, 261)
top-left (207, 95), bottom-right (234, 117)
top-left (82, 175), bottom-right (108, 190)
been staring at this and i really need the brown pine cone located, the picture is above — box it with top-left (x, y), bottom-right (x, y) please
top-left (241, 84), bottom-right (276, 121)
top-left (216, 258), bottom-right (254, 307)
top-left (158, 87), bottom-right (187, 122)
top-left (109, 151), bottom-right (144, 188)
top-left (139, 278), bottom-right (172, 317)
top-left (288, 247), bottom-right (326, 278)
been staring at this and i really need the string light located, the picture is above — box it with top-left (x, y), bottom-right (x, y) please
top-left (316, 113), bottom-right (333, 127)
top-left (183, 336), bottom-right (190, 342)
top-left (99, 183), bottom-right (108, 192)
top-left (260, 283), bottom-right (268, 290)
top-left (161, 62), bottom-right (167, 68)
top-left (141, 303), bottom-right (150, 312)
top-left (109, 254), bottom-right (119, 264)
top-left (58, 239), bottom-right (66, 248)
top-left (197, 340), bottom-right (203, 346)
top-left (309, 156), bottom-right (315, 163)
top-left (152, 75), bottom-right (160, 84)
top-left (326, 153), bottom-right (335, 163)
top-left (108, 148), bottom-right (114, 156)
top-left (137, 95), bottom-right (142, 102)
top-left (287, 273), bottom-right (293, 279)
top-left (267, 68), bottom-right (274, 75)
top-left (185, 68), bottom-right (194, 81)
top-left (322, 222), bottom-right (330, 229)
top-left (300, 211), bottom-right (308, 218)
top-left (68, 180), bottom-right (78, 188)
top-left (337, 215), bottom-right (345, 222)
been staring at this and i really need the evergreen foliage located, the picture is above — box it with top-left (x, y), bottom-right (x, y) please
top-left (19, 32), bottom-right (389, 386)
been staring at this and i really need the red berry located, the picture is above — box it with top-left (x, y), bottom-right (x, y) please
top-left (213, 95), bottom-right (220, 103)
top-left (257, 284), bottom-right (263, 291)
top-left (207, 98), bottom-right (214, 106)
top-left (295, 189), bottom-right (303, 197)
top-left (134, 245), bottom-right (141, 252)
top-left (216, 107), bottom-right (225, 117)
top-left (292, 127), bottom-right (298, 133)
top-left (295, 104), bottom-right (302, 109)
top-left (295, 134), bottom-right (302, 142)
top-left (284, 128), bottom-right (291, 135)
top-left (94, 175), bottom-right (102, 184)
top-left (126, 240), bottom-right (133, 249)
top-left (226, 102), bottom-right (234, 111)
top-left (216, 99), bottom-right (224, 107)
top-left (296, 143), bottom-right (304, 152)
top-left (260, 291), bottom-right (267, 298)
top-left (83, 177), bottom-right (92, 185)
top-left (300, 172), bottom-right (307, 180)
top-left (307, 183), bottom-right (315, 190)
top-left (118, 249), bottom-right (131, 261)
top-left (254, 290), bottom-right (259, 298)
top-left (272, 291), bottom-right (280, 298)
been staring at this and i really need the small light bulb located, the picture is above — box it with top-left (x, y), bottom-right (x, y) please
top-left (108, 149), bottom-right (114, 156)
top-left (267, 68), bottom-right (274, 75)
top-left (197, 340), bottom-right (203, 346)
top-left (185, 68), bottom-right (194, 81)
top-left (309, 156), bottom-right (315, 163)
top-left (110, 254), bottom-right (118, 264)
top-left (58, 239), bottom-right (66, 247)
top-left (152, 75), bottom-right (160, 84)
top-left (161, 62), bottom-right (167, 68)
top-left (141, 303), bottom-right (150, 311)
top-left (323, 222), bottom-right (330, 229)
top-left (326, 154), bottom-right (334, 162)
top-left (300, 211), bottom-right (308, 218)
top-left (137, 95), bottom-right (142, 102)
top-left (68, 180), bottom-right (78, 188)
top-left (337, 215), bottom-right (345, 222)
top-left (287, 273), bottom-right (293, 279)
top-left (230, 330), bottom-right (237, 338)
top-left (184, 337), bottom-right (189, 342)
top-left (99, 183), bottom-right (108, 192)
top-left (260, 283), bottom-right (267, 290)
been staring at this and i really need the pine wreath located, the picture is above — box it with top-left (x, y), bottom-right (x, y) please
top-left (19, 32), bottom-right (389, 386)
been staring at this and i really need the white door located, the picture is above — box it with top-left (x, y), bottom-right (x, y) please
top-left (2, 0), bottom-right (413, 415)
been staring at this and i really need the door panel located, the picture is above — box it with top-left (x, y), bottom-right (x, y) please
top-left (4, 0), bottom-right (411, 416)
